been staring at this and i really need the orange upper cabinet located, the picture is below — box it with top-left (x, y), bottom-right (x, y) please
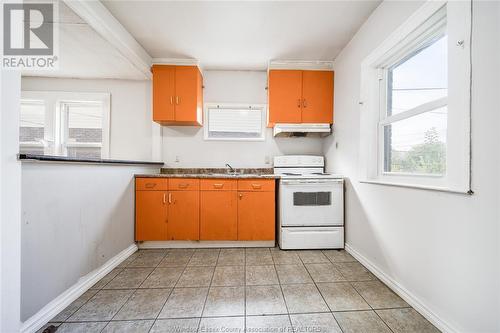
top-left (268, 69), bottom-right (334, 126)
top-left (302, 71), bottom-right (334, 123)
top-left (268, 70), bottom-right (303, 125)
top-left (152, 65), bottom-right (203, 126)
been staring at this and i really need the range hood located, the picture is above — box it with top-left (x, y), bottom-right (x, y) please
top-left (273, 123), bottom-right (331, 137)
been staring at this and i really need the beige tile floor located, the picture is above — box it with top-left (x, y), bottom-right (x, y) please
top-left (39, 248), bottom-right (440, 333)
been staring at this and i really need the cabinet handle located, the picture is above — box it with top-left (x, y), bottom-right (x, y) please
top-left (251, 183), bottom-right (262, 189)
top-left (303, 99), bottom-right (307, 108)
top-left (239, 193), bottom-right (243, 199)
top-left (297, 99), bottom-right (301, 108)
top-left (163, 193), bottom-right (166, 204)
top-left (145, 183), bottom-right (156, 189)
top-left (170, 96), bottom-right (173, 105)
top-left (168, 193), bottom-right (172, 204)
top-left (213, 183), bottom-right (224, 189)
top-left (176, 96), bottom-right (180, 105)
top-left (178, 183), bottom-right (189, 189)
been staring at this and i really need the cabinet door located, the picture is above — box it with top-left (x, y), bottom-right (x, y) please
top-left (168, 191), bottom-right (200, 240)
top-left (175, 66), bottom-right (201, 124)
top-left (135, 191), bottom-right (167, 241)
top-left (200, 191), bottom-right (237, 240)
top-left (301, 70), bottom-right (334, 123)
top-left (238, 191), bottom-right (275, 241)
top-left (268, 70), bottom-right (303, 125)
top-left (152, 65), bottom-right (175, 122)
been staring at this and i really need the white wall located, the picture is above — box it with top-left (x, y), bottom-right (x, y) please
top-left (0, 71), bottom-right (22, 333)
top-left (323, 1), bottom-right (500, 332)
top-left (21, 77), bottom-right (155, 161)
top-left (20, 163), bottom-right (159, 321)
top-left (162, 70), bottom-right (323, 168)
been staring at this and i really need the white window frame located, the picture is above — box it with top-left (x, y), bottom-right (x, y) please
top-left (203, 103), bottom-right (266, 141)
top-left (359, 1), bottom-right (472, 193)
top-left (21, 91), bottom-right (111, 158)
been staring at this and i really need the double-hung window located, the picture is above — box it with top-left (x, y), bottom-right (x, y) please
top-left (359, 2), bottom-right (471, 192)
top-left (20, 91), bottom-right (110, 159)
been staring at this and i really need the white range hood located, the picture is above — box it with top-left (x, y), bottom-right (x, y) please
top-left (273, 123), bottom-right (331, 137)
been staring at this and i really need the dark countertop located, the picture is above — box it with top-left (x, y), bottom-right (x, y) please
top-left (136, 167), bottom-right (279, 179)
top-left (135, 173), bottom-right (280, 179)
top-left (18, 154), bottom-right (165, 166)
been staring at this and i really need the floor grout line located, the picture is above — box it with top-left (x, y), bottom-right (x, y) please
top-left (104, 249), bottom-right (170, 333)
top-left (271, 248), bottom-right (294, 330)
top-left (148, 248), bottom-right (195, 333)
top-left (195, 248), bottom-right (220, 332)
top-left (299, 250), bottom-right (346, 333)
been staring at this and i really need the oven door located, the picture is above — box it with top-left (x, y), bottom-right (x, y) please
top-left (279, 179), bottom-right (343, 227)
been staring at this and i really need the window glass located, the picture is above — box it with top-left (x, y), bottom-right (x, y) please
top-left (66, 102), bottom-right (103, 143)
top-left (384, 106), bottom-right (447, 175)
top-left (388, 36), bottom-right (447, 115)
top-left (20, 100), bottom-right (46, 154)
top-left (62, 101), bottom-right (104, 159)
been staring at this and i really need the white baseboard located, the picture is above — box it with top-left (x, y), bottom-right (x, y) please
top-left (345, 243), bottom-right (457, 333)
top-left (21, 244), bottom-right (138, 333)
top-left (138, 240), bottom-right (276, 249)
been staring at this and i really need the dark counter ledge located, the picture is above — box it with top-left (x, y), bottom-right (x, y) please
top-left (18, 154), bottom-right (164, 166)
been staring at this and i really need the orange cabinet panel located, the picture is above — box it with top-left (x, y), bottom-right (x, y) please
top-left (167, 190), bottom-right (199, 240)
top-left (238, 191), bottom-right (275, 241)
top-left (174, 66), bottom-right (203, 124)
top-left (200, 191), bottom-right (238, 240)
top-left (268, 69), bottom-right (334, 126)
top-left (302, 71), bottom-right (334, 123)
top-left (169, 178), bottom-right (200, 191)
top-left (237, 179), bottom-right (275, 192)
top-left (268, 70), bottom-right (303, 125)
top-left (200, 179), bottom-right (237, 191)
top-left (135, 190), bottom-right (167, 241)
top-left (152, 65), bottom-right (175, 122)
top-left (136, 177), bottom-right (168, 191)
top-left (152, 65), bottom-right (203, 126)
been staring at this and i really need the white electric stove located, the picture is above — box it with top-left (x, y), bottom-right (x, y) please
top-left (274, 155), bottom-right (344, 250)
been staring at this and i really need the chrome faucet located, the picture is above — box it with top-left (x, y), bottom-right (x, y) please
top-left (225, 163), bottom-right (236, 173)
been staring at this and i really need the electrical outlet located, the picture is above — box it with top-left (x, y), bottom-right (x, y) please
top-left (264, 155), bottom-right (270, 164)
top-left (174, 156), bottom-right (180, 163)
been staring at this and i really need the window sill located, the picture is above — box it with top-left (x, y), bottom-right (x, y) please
top-left (359, 179), bottom-right (472, 195)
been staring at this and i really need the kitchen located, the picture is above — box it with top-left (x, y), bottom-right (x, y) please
top-left (0, 1), bottom-right (499, 333)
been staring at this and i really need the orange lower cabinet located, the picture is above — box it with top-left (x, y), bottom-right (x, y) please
top-left (200, 190), bottom-right (238, 240)
top-left (237, 191), bottom-right (275, 241)
top-left (167, 190), bottom-right (200, 240)
top-left (135, 190), bottom-right (168, 241)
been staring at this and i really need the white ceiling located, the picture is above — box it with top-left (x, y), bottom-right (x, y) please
top-left (23, 1), bottom-right (146, 80)
top-left (102, 0), bottom-right (381, 70)
top-left (25, 1), bottom-right (381, 79)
